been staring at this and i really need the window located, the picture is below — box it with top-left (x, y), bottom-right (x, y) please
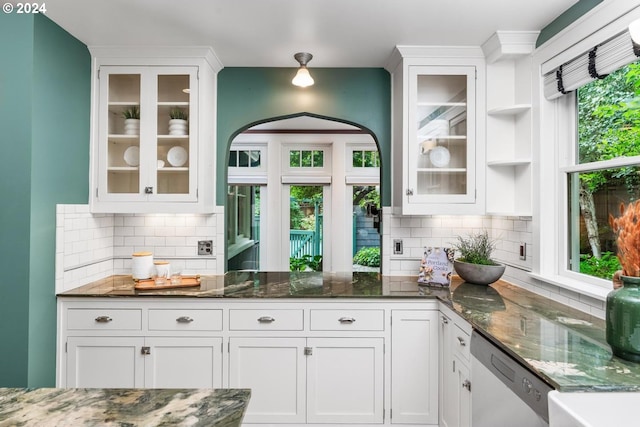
top-left (229, 149), bottom-right (261, 168)
top-left (567, 62), bottom-right (640, 282)
top-left (289, 150), bottom-right (324, 168)
top-left (352, 150), bottom-right (380, 168)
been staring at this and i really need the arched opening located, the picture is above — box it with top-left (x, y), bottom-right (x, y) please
top-left (225, 113), bottom-right (382, 273)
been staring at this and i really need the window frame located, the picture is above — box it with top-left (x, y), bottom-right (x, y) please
top-left (533, 2), bottom-right (640, 298)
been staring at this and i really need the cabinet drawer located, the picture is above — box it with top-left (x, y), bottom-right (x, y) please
top-left (229, 309), bottom-right (303, 331)
top-left (453, 323), bottom-right (471, 361)
top-left (67, 309), bottom-right (142, 331)
top-left (310, 309), bottom-right (384, 331)
top-left (148, 309), bottom-right (223, 331)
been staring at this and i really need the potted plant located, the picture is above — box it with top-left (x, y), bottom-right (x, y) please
top-left (168, 107), bottom-right (188, 135)
top-left (451, 230), bottom-right (505, 285)
top-left (122, 106), bottom-right (140, 135)
top-left (606, 200), bottom-right (640, 362)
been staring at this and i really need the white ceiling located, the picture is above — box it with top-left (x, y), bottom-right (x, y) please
top-left (46, 0), bottom-right (578, 68)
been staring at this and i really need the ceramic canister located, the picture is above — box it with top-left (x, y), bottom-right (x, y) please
top-left (132, 251), bottom-right (154, 279)
top-left (154, 260), bottom-right (171, 279)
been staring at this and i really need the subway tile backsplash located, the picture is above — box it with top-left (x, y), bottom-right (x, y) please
top-left (55, 204), bottom-right (221, 293)
top-left (56, 204), bottom-right (604, 318)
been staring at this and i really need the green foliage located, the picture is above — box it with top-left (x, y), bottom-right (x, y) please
top-left (169, 107), bottom-right (188, 120)
top-left (451, 231), bottom-right (498, 266)
top-left (122, 106), bottom-right (140, 119)
top-left (290, 255), bottom-right (323, 271)
top-left (579, 251), bottom-right (621, 280)
top-left (353, 247), bottom-right (381, 267)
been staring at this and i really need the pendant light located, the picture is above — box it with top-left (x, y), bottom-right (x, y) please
top-left (292, 52), bottom-right (315, 87)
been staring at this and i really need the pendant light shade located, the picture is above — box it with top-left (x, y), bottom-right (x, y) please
top-left (292, 52), bottom-right (314, 87)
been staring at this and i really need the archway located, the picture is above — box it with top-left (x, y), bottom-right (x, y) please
top-left (225, 113), bottom-right (382, 272)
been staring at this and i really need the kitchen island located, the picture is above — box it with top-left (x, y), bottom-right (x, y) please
top-left (58, 271), bottom-right (640, 392)
top-left (0, 387), bottom-right (250, 426)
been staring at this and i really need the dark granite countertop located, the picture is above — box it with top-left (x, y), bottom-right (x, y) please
top-left (58, 271), bottom-right (640, 392)
top-left (0, 388), bottom-right (250, 426)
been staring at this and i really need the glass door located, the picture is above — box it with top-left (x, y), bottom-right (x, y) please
top-left (288, 185), bottom-right (324, 271)
top-left (407, 66), bottom-right (476, 204)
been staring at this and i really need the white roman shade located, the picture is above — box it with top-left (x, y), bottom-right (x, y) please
top-left (543, 30), bottom-right (640, 100)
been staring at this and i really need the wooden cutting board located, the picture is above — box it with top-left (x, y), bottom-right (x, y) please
top-left (134, 275), bottom-right (201, 290)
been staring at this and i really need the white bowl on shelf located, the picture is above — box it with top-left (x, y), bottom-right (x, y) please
top-left (429, 146), bottom-right (450, 168)
top-left (167, 146), bottom-right (188, 167)
top-left (157, 160), bottom-right (165, 169)
top-left (123, 146), bottom-right (140, 167)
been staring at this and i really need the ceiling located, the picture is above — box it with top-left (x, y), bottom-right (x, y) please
top-left (46, 0), bottom-right (578, 68)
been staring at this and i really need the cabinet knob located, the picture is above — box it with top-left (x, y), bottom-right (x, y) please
top-left (462, 379), bottom-right (471, 391)
top-left (406, 189), bottom-right (414, 196)
top-left (176, 316), bottom-right (194, 323)
top-left (338, 317), bottom-right (356, 324)
top-left (141, 346), bottom-right (151, 355)
top-left (457, 336), bottom-right (466, 347)
top-left (441, 316), bottom-right (449, 324)
top-left (258, 316), bottom-right (275, 323)
top-left (94, 316), bottom-right (112, 323)
top-left (144, 186), bottom-right (154, 194)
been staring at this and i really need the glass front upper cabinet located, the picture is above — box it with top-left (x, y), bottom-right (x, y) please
top-left (406, 66), bottom-right (476, 206)
top-left (97, 66), bottom-right (197, 204)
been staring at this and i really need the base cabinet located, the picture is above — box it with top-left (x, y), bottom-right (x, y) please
top-left (66, 336), bottom-right (223, 389)
top-left (439, 306), bottom-right (472, 427)
top-left (391, 310), bottom-right (439, 424)
top-left (58, 298), bottom-right (441, 426)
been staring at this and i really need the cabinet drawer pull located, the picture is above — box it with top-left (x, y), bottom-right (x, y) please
top-left (258, 316), bottom-right (275, 323)
top-left (457, 336), bottom-right (467, 347)
top-left (338, 317), bottom-right (356, 324)
top-left (176, 316), bottom-right (194, 323)
top-left (94, 316), bottom-right (112, 323)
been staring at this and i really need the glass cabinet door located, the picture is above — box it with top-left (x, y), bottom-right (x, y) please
top-left (104, 72), bottom-right (142, 195)
top-left (407, 66), bottom-right (476, 204)
top-left (156, 72), bottom-right (194, 196)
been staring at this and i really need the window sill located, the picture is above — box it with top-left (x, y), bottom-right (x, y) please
top-left (228, 238), bottom-right (255, 260)
top-left (528, 272), bottom-right (610, 301)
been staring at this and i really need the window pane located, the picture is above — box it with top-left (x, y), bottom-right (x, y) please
top-left (301, 150), bottom-right (312, 167)
top-left (567, 167), bottom-right (640, 279)
top-left (353, 151), bottom-right (363, 167)
top-left (250, 151), bottom-right (261, 167)
top-left (239, 150), bottom-right (249, 167)
top-left (228, 151), bottom-right (237, 167)
top-left (290, 150), bottom-right (300, 167)
top-left (577, 63), bottom-right (640, 164)
top-left (313, 150), bottom-right (323, 167)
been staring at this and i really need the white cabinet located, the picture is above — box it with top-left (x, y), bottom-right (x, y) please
top-left (439, 305), bottom-right (472, 427)
top-left (391, 309), bottom-right (439, 425)
top-left (229, 337), bottom-right (307, 424)
top-left (387, 46), bottom-right (486, 215)
top-left (89, 48), bottom-right (220, 213)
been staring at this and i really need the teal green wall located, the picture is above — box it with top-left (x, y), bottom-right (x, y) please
top-left (537, 0), bottom-right (604, 47)
top-left (216, 68), bottom-right (391, 206)
top-left (0, 13), bottom-right (90, 387)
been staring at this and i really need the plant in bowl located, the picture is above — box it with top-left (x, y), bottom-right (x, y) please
top-left (168, 107), bottom-right (188, 135)
top-left (606, 200), bottom-right (640, 362)
top-left (122, 106), bottom-right (140, 135)
top-left (451, 230), bottom-right (505, 285)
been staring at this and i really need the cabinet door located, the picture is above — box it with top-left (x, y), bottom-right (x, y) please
top-left (229, 337), bottom-right (306, 424)
top-left (456, 358), bottom-right (471, 427)
top-left (440, 313), bottom-right (456, 427)
top-left (306, 337), bottom-right (384, 424)
top-left (95, 66), bottom-right (198, 205)
top-left (405, 65), bottom-right (477, 209)
top-left (66, 336), bottom-right (144, 388)
top-left (144, 337), bottom-right (223, 388)
top-left (391, 310), bottom-right (439, 424)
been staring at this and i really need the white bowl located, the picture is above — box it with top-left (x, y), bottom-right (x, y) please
top-left (123, 146), bottom-right (140, 167)
top-left (167, 146), bottom-right (188, 167)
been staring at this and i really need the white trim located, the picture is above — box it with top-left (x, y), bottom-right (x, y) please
top-left (529, 273), bottom-right (609, 301)
top-left (560, 155), bottom-right (640, 173)
top-left (282, 175), bottom-right (332, 184)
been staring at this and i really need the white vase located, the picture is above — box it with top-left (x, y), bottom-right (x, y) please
top-left (124, 118), bottom-right (140, 135)
top-left (168, 119), bottom-right (188, 136)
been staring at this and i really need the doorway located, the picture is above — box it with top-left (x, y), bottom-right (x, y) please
top-left (226, 115), bottom-right (380, 272)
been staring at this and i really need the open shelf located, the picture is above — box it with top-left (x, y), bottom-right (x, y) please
top-left (487, 159), bottom-right (530, 167)
top-left (487, 104), bottom-right (531, 116)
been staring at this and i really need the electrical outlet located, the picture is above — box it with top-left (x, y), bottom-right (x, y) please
top-left (393, 239), bottom-right (403, 255)
top-left (198, 240), bottom-right (213, 256)
top-left (519, 242), bottom-right (526, 260)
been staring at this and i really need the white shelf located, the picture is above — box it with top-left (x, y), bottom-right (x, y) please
top-left (158, 102), bottom-right (189, 107)
top-left (108, 101), bottom-right (140, 106)
top-left (108, 167), bottom-right (139, 172)
top-left (108, 134), bottom-right (139, 141)
top-left (417, 168), bottom-right (467, 173)
top-left (487, 159), bottom-right (530, 167)
top-left (158, 167), bottom-right (189, 172)
top-left (416, 135), bottom-right (466, 141)
top-left (487, 104), bottom-right (531, 116)
top-left (157, 135), bottom-right (189, 141)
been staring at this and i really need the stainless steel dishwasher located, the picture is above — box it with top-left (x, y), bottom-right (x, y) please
top-left (471, 330), bottom-right (554, 427)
